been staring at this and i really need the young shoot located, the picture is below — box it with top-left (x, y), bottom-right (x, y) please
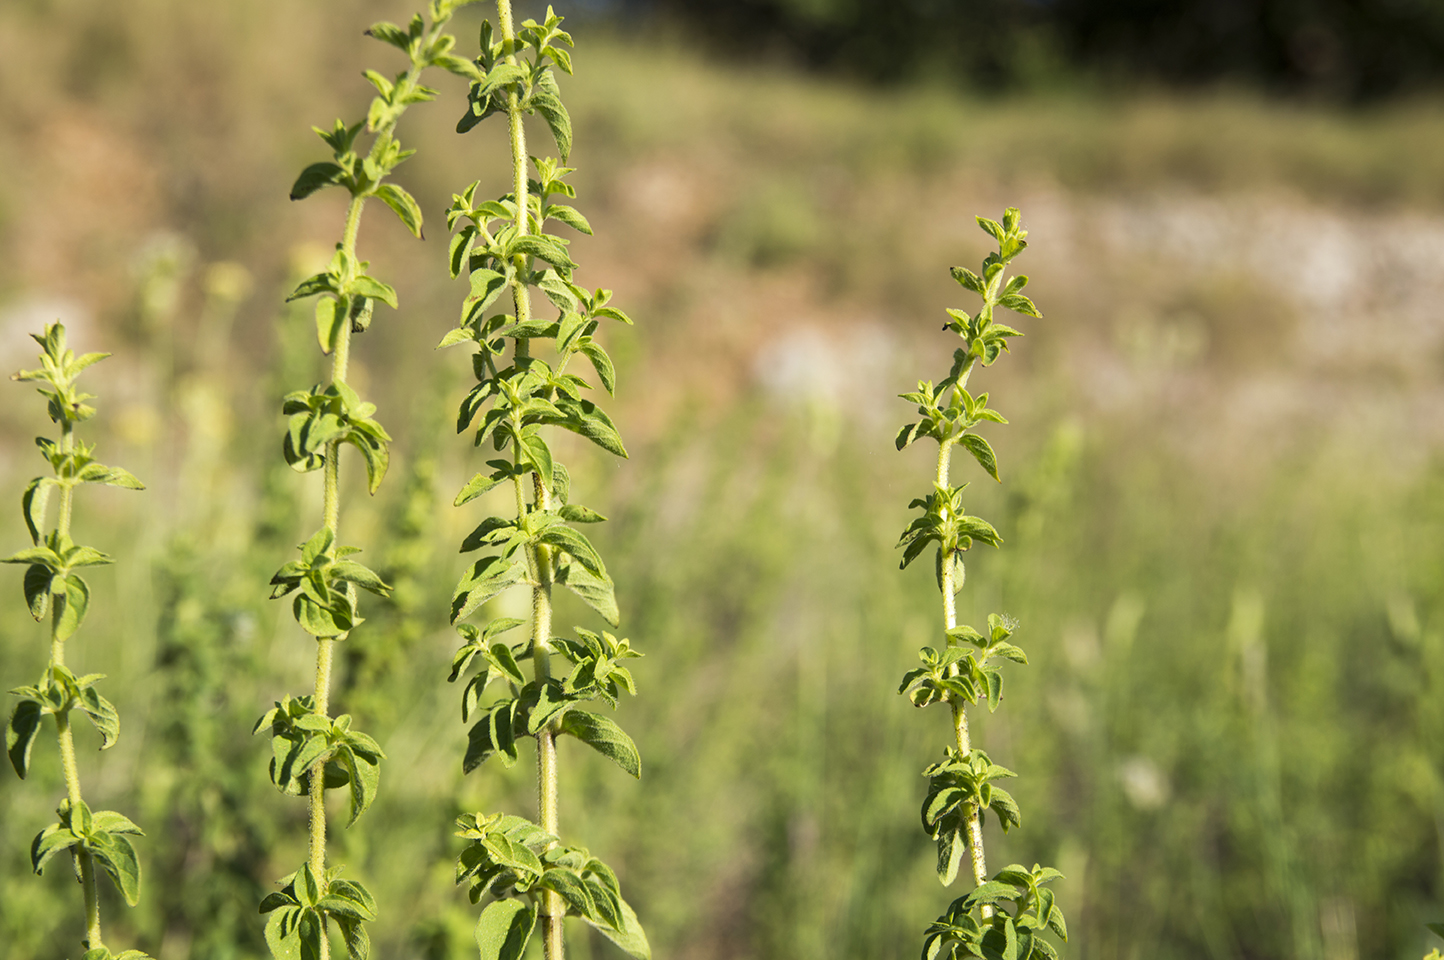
top-left (5, 323), bottom-right (149, 960)
top-left (254, 5), bottom-right (480, 959)
top-left (896, 209), bottom-right (1068, 960)
top-left (439, 5), bottom-right (649, 960)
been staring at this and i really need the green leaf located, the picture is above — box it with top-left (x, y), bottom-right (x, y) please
top-left (546, 204), bottom-right (592, 235)
top-left (555, 561), bottom-right (619, 626)
top-left (455, 469), bottom-right (509, 506)
top-left (30, 823), bottom-right (78, 873)
top-left (325, 879), bottom-right (379, 922)
top-left (376, 183), bottom-right (424, 239)
top-left (936, 824), bottom-right (964, 886)
top-left (333, 915), bottom-right (371, 960)
top-left (288, 272), bottom-right (337, 302)
top-left (4, 545), bottom-right (62, 566)
top-left (316, 298), bottom-right (345, 355)
top-left (990, 642), bottom-right (1028, 665)
top-left (520, 434), bottom-right (554, 486)
top-left (466, 268), bottom-right (509, 315)
top-left (265, 905), bottom-right (305, 960)
top-left (475, 898), bottom-right (537, 960)
top-left (330, 560), bottom-right (391, 596)
top-left (291, 162), bottom-right (345, 201)
top-left (89, 465), bottom-right (144, 490)
top-left (558, 399), bottom-right (627, 458)
top-left (960, 434), bottom-right (999, 482)
top-left (464, 700), bottom-right (519, 773)
top-left (341, 748), bottom-right (380, 827)
top-left (78, 685), bottom-right (120, 748)
top-left (531, 76), bottom-right (573, 160)
top-left (21, 477), bottom-right (55, 544)
top-left (559, 711), bottom-right (640, 778)
top-left (478, 62), bottom-right (527, 98)
top-left (342, 427), bottom-right (391, 495)
top-left (578, 342), bottom-right (616, 395)
top-left (350, 275), bottom-right (398, 310)
top-left (586, 896), bottom-right (651, 960)
top-left (92, 832), bottom-right (143, 905)
top-left (452, 555), bottom-right (526, 624)
top-left (449, 224), bottom-right (478, 279)
top-left (437, 326), bottom-right (473, 349)
top-left (998, 292), bottom-right (1041, 318)
top-left (7, 699), bottom-right (43, 778)
top-left (23, 564), bottom-right (51, 621)
top-left (508, 234), bottom-right (576, 271)
top-left (541, 867), bottom-right (596, 919)
top-left (293, 593), bottom-right (355, 638)
top-left (53, 574), bottom-right (90, 642)
top-left (559, 504), bottom-right (605, 524)
top-left (365, 20), bottom-right (411, 51)
top-left (90, 809), bottom-right (144, 835)
top-left (537, 525), bottom-right (605, 576)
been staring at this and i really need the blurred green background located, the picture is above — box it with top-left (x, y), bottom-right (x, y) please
top-left (2, 1), bottom-right (1444, 959)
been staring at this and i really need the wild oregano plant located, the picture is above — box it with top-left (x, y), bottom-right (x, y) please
top-left (438, 4), bottom-right (650, 959)
top-left (5, 323), bottom-right (149, 960)
top-left (896, 209), bottom-right (1068, 960)
top-left (254, 5), bottom-right (482, 959)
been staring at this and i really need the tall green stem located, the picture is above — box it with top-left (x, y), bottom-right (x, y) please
top-left (56, 421), bottom-right (74, 545)
top-left (499, 0), bottom-right (533, 334)
top-left (55, 707), bottom-right (102, 949)
top-left (306, 201), bottom-right (361, 960)
top-left (496, 2), bottom-right (562, 955)
top-left (936, 392), bottom-right (990, 905)
top-left (50, 417), bottom-right (104, 949)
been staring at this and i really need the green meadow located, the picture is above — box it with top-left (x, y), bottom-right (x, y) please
top-left (2, 2), bottom-right (1443, 958)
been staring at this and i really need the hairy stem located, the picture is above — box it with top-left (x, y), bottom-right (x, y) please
top-left (498, 0), bottom-right (532, 335)
top-left (50, 416), bottom-right (102, 948)
top-left (496, 3), bottom-right (562, 954)
top-left (57, 421), bottom-right (74, 542)
top-left (937, 425), bottom-right (990, 909)
top-left (532, 473), bottom-right (562, 958)
top-left (55, 708), bottom-right (103, 949)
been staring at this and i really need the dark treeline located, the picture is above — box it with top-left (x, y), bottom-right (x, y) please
top-left (633, 0), bottom-right (1444, 101)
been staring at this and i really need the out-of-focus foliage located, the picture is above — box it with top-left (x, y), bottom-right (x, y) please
top-left (643, 0), bottom-right (1444, 100)
top-left (2, 2), bottom-right (1444, 960)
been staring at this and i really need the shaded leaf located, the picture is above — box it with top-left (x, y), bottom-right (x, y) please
top-left (6, 699), bottom-right (42, 778)
top-left (475, 898), bottom-right (537, 960)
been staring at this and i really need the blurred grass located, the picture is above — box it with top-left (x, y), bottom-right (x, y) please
top-left (1, 2), bottom-right (1444, 960)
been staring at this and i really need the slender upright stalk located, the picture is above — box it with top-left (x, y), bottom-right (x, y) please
top-left (5, 323), bottom-right (148, 960)
top-left (898, 210), bottom-right (1066, 959)
top-left (444, 7), bottom-right (650, 958)
top-left (258, 8), bottom-right (474, 959)
top-left (494, 5), bottom-right (563, 952)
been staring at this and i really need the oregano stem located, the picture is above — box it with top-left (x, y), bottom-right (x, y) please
top-left (445, 9), bottom-right (647, 955)
top-left (496, 3), bottom-right (562, 954)
top-left (340, 195), bottom-right (365, 279)
top-left (498, 0), bottom-right (532, 333)
top-left (937, 437), bottom-right (958, 629)
top-left (51, 445), bottom-right (103, 950)
top-left (78, 821), bottom-right (103, 950)
top-left (14, 329), bottom-right (142, 955)
top-left (938, 361), bottom-right (990, 909)
top-left (57, 421), bottom-right (74, 540)
top-left (54, 706), bottom-right (103, 950)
